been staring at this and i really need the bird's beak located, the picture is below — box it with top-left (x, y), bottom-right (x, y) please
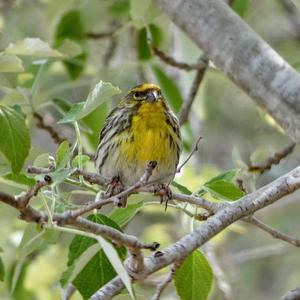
top-left (146, 90), bottom-right (158, 102)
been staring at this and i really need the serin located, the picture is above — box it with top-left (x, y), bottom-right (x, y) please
top-left (95, 83), bottom-right (182, 206)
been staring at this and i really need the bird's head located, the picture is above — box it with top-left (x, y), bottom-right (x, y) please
top-left (125, 83), bottom-right (166, 106)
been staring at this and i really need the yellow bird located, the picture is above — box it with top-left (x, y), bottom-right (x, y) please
top-left (95, 83), bottom-right (182, 206)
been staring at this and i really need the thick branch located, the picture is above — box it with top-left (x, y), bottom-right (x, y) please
top-left (93, 166), bottom-right (300, 298)
top-left (67, 217), bottom-right (159, 251)
top-left (155, 0), bottom-right (300, 142)
top-left (279, 0), bottom-right (300, 39)
top-left (281, 285), bottom-right (300, 300)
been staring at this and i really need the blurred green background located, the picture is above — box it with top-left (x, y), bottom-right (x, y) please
top-left (0, 0), bottom-right (300, 299)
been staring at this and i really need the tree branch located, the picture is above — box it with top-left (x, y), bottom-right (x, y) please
top-left (154, 0), bottom-right (300, 142)
top-left (279, 0), bottom-right (300, 39)
top-left (248, 142), bottom-right (296, 174)
top-left (244, 215), bottom-right (300, 248)
top-left (150, 261), bottom-right (182, 300)
top-left (91, 166), bottom-right (300, 299)
top-left (281, 285), bottom-right (300, 300)
top-left (16, 176), bottom-right (51, 209)
top-left (178, 58), bottom-right (208, 125)
top-left (204, 242), bottom-right (233, 300)
top-left (33, 112), bottom-right (65, 144)
top-left (151, 45), bottom-right (207, 71)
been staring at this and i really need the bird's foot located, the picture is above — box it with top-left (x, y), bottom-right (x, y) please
top-left (106, 176), bottom-right (127, 208)
top-left (154, 184), bottom-right (172, 211)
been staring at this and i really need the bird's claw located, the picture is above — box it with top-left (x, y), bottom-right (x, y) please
top-left (154, 184), bottom-right (172, 210)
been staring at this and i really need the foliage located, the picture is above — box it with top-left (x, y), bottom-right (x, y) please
top-left (174, 250), bottom-right (213, 300)
top-left (0, 0), bottom-right (299, 300)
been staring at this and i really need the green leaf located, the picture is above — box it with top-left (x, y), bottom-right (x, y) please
top-left (18, 224), bottom-right (44, 257)
top-left (0, 53), bottom-right (24, 73)
top-left (62, 214), bottom-right (128, 300)
top-left (58, 81), bottom-right (121, 123)
top-left (149, 24), bottom-right (164, 47)
top-left (56, 140), bottom-right (70, 169)
top-left (136, 27), bottom-right (152, 61)
top-left (55, 10), bottom-right (85, 46)
top-left (109, 0), bottom-right (130, 17)
top-left (95, 234), bottom-right (134, 299)
top-left (0, 256), bottom-right (4, 281)
top-left (231, 0), bottom-right (249, 17)
top-left (64, 52), bottom-right (87, 80)
top-left (18, 60), bottom-right (46, 89)
top-left (174, 250), bottom-right (213, 300)
top-left (151, 65), bottom-right (183, 113)
top-left (50, 168), bottom-right (73, 185)
top-left (57, 39), bottom-right (83, 58)
top-left (42, 228), bottom-right (61, 244)
top-left (8, 261), bottom-right (34, 300)
top-left (57, 102), bottom-right (84, 124)
top-left (33, 153), bottom-right (50, 168)
top-left (82, 104), bottom-right (107, 149)
top-left (171, 181), bottom-right (192, 195)
top-left (54, 10), bottom-right (86, 79)
top-left (72, 154), bottom-right (90, 168)
top-left (0, 105), bottom-right (31, 174)
top-left (205, 180), bottom-right (244, 200)
top-left (2, 172), bottom-right (36, 187)
top-left (52, 97), bottom-right (93, 134)
top-left (204, 169), bottom-right (244, 201)
top-left (52, 97), bottom-right (72, 113)
top-left (12, 225), bottom-right (45, 293)
top-left (60, 243), bottom-right (101, 287)
top-left (205, 169), bottom-right (239, 185)
top-left (109, 202), bottom-right (143, 227)
top-left (5, 38), bottom-right (64, 58)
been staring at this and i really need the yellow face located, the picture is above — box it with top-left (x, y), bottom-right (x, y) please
top-left (126, 83), bottom-right (165, 105)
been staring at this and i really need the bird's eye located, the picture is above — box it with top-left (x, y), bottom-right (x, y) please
top-left (134, 91), bottom-right (142, 98)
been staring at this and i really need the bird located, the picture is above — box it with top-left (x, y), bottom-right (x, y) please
top-left (95, 83), bottom-right (182, 207)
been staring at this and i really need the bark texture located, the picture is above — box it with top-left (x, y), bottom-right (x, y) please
top-left (155, 0), bottom-right (300, 142)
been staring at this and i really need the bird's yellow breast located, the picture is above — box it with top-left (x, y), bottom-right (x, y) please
top-left (120, 102), bottom-right (173, 165)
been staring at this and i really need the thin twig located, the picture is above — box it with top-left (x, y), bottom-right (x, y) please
top-left (179, 56), bottom-right (208, 125)
top-left (27, 165), bottom-right (55, 174)
top-left (150, 261), bottom-right (182, 300)
top-left (151, 45), bottom-right (208, 71)
top-left (244, 216), bottom-right (300, 248)
top-left (69, 161), bottom-right (157, 219)
top-left (62, 284), bottom-right (76, 300)
top-left (230, 243), bottom-right (291, 265)
top-left (73, 169), bottom-right (109, 187)
top-left (86, 23), bottom-right (121, 40)
top-left (103, 36), bottom-right (117, 66)
top-left (16, 176), bottom-right (52, 209)
top-left (177, 136), bottom-right (203, 172)
top-left (27, 167), bottom-right (108, 187)
top-left (248, 142), bottom-right (296, 174)
top-left (204, 242), bottom-right (233, 300)
top-left (33, 112), bottom-right (65, 144)
top-left (86, 30), bottom-right (117, 39)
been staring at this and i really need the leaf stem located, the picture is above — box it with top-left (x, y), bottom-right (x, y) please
top-left (74, 121), bottom-right (83, 183)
